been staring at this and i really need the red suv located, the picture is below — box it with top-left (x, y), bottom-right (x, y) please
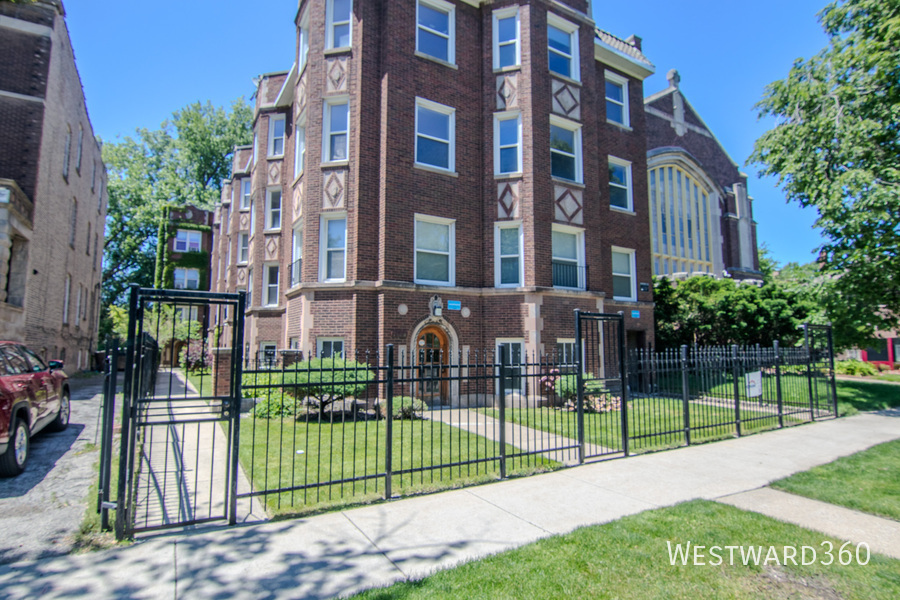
top-left (0, 342), bottom-right (70, 476)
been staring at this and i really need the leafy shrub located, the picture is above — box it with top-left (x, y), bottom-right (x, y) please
top-left (180, 340), bottom-right (210, 372)
top-left (250, 394), bottom-right (299, 418)
top-left (835, 359), bottom-right (877, 377)
top-left (391, 396), bottom-right (427, 420)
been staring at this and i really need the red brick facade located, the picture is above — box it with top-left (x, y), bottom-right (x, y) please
top-left (211, 0), bottom-right (657, 366)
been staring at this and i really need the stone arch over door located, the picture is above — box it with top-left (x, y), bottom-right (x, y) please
top-left (408, 317), bottom-right (459, 406)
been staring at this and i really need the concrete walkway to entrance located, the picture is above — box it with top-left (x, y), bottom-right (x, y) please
top-left (1, 410), bottom-right (898, 599)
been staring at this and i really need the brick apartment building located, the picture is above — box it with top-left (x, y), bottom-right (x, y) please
top-left (211, 0), bottom-right (658, 389)
top-left (644, 69), bottom-right (760, 280)
top-left (0, 0), bottom-right (107, 369)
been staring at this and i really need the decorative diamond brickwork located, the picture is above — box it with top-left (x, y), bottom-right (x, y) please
top-left (265, 235), bottom-right (279, 259)
top-left (268, 163), bottom-right (281, 185)
top-left (239, 213), bottom-right (249, 230)
top-left (554, 185), bottom-right (583, 225)
top-left (497, 181), bottom-right (520, 219)
top-left (551, 80), bottom-right (581, 120)
top-left (293, 185), bottom-right (303, 220)
top-left (297, 75), bottom-right (308, 112)
top-left (496, 74), bottom-right (518, 110)
top-left (326, 57), bottom-right (348, 93)
top-left (323, 170), bottom-right (346, 210)
top-left (237, 268), bottom-right (246, 284)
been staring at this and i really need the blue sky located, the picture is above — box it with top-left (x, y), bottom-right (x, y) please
top-left (64, 0), bottom-right (829, 267)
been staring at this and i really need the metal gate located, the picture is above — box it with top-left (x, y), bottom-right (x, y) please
top-left (574, 310), bottom-right (629, 458)
top-left (803, 323), bottom-right (839, 418)
top-left (114, 286), bottom-right (245, 539)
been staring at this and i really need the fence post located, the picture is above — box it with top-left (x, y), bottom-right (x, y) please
top-left (774, 340), bottom-right (784, 429)
top-left (498, 345), bottom-right (508, 479)
top-left (98, 337), bottom-right (111, 516)
top-left (228, 291), bottom-right (246, 526)
top-left (574, 309), bottom-right (585, 464)
top-left (619, 313), bottom-right (629, 457)
top-left (115, 284), bottom-right (140, 541)
top-left (100, 340), bottom-right (119, 532)
top-left (803, 323), bottom-right (815, 421)
top-left (827, 326), bottom-right (838, 416)
top-left (384, 344), bottom-right (395, 499)
top-left (731, 345), bottom-right (742, 437)
top-left (680, 345), bottom-right (691, 446)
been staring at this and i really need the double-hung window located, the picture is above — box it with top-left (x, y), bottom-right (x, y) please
top-left (174, 268), bottom-right (200, 290)
top-left (175, 229), bottom-right (202, 252)
top-left (415, 215), bottom-right (454, 286)
top-left (492, 8), bottom-right (519, 69)
top-left (63, 274), bottom-right (71, 324)
top-left (266, 188), bottom-right (282, 230)
top-left (298, 18), bottom-right (310, 72)
top-left (612, 247), bottom-right (636, 301)
top-left (318, 338), bottom-right (344, 359)
top-left (291, 224), bottom-right (303, 286)
top-left (268, 115), bottom-right (285, 157)
top-left (495, 222), bottom-right (522, 287)
top-left (415, 98), bottom-right (455, 172)
top-left (496, 339), bottom-right (524, 392)
top-left (294, 117), bottom-right (306, 177)
top-left (324, 99), bottom-right (349, 162)
top-left (552, 225), bottom-right (585, 289)
top-left (247, 270), bottom-right (253, 307)
top-left (608, 157), bottom-right (633, 211)
top-left (75, 125), bottom-right (84, 174)
top-left (327, 0), bottom-right (352, 49)
top-left (417, 0), bottom-right (454, 64)
top-left (605, 71), bottom-right (630, 127)
top-left (320, 214), bottom-right (347, 282)
top-left (69, 199), bottom-right (77, 247)
top-left (494, 112), bottom-right (521, 175)
top-left (547, 15), bottom-right (579, 81)
top-left (263, 263), bottom-right (279, 306)
top-left (240, 179), bottom-right (251, 209)
top-left (238, 233), bottom-right (249, 264)
top-left (550, 117), bottom-right (582, 183)
top-left (62, 126), bottom-right (72, 179)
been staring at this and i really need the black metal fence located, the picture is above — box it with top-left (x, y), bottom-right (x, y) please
top-left (235, 332), bottom-right (836, 516)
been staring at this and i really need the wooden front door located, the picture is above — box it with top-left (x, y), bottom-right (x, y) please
top-left (417, 326), bottom-right (449, 406)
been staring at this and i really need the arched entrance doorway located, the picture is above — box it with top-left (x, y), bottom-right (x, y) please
top-left (416, 325), bottom-right (449, 406)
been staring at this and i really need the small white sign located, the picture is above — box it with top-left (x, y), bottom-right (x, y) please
top-left (745, 371), bottom-right (763, 398)
top-left (0, 188), bottom-right (10, 204)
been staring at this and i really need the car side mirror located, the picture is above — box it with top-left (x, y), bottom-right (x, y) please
top-left (48, 360), bottom-right (64, 370)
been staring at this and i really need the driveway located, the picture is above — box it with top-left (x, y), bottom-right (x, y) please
top-left (0, 372), bottom-right (106, 565)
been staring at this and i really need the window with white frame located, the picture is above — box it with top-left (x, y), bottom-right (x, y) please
top-left (547, 15), bottom-right (579, 81)
top-left (327, 0), bottom-right (352, 49)
top-left (268, 115), bottom-right (285, 157)
top-left (417, 0), bottom-right (455, 64)
top-left (247, 269), bottom-right (253, 306)
top-left (324, 99), bottom-right (349, 162)
top-left (298, 18), bottom-right (310, 72)
top-left (174, 268), bottom-right (200, 290)
top-left (176, 306), bottom-right (199, 322)
top-left (492, 7), bottom-right (519, 69)
top-left (63, 126), bottom-right (71, 179)
top-left (266, 188), bottom-right (282, 230)
top-left (62, 274), bottom-right (71, 324)
top-left (259, 343), bottom-right (277, 367)
top-left (241, 179), bottom-right (251, 209)
top-left (415, 98), bottom-right (455, 172)
top-left (496, 339), bottom-right (524, 392)
top-left (556, 339), bottom-right (577, 366)
top-left (415, 215), bottom-right (454, 286)
top-left (320, 214), bottom-right (347, 282)
top-left (263, 263), bottom-right (279, 306)
top-left (294, 118), bottom-right (306, 177)
top-left (75, 285), bottom-right (82, 325)
top-left (238, 233), bottom-right (249, 263)
top-left (551, 225), bottom-right (585, 289)
top-left (175, 229), bottom-right (202, 252)
top-left (252, 131), bottom-right (258, 165)
top-left (495, 222), bottom-right (522, 287)
top-left (69, 198), bottom-right (77, 248)
top-left (91, 161), bottom-right (97, 192)
top-left (605, 70), bottom-right (629, 127)
top-left (291, 223), bottom-right (303, 286)
top-left (608, 157), bottom-right (633, 211)
top-left (76, 125), bottom-right (84, 173)
top-left (318, 337), bottom-right (345, 359)
top-left (494, 112), bottom-right (521, 175)
top-left (611, 247), bottom-right (636, 301)
top-left (550, 117), bottom-right (582, 182)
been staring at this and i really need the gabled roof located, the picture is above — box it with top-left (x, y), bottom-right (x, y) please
top-left (594, 28), bottom-right (655, 80)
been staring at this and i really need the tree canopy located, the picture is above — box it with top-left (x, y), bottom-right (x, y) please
top-left (101, 99), bottom-right (252, 317)
top-left (750, 0), bottom-right (900, 338)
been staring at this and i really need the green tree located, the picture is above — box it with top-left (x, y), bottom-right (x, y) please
top-left (653, 276), bottom-right (813, 350)
top-left (750, 0), bottom-right (900, 339)
top-left (100, 99), bottom-right (252, 337)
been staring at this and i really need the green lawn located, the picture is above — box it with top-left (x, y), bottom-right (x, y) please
top-left (350, 500), bottom-right (900, 599)
top-left (837, 380), bottom-right (900, 415)
top-left (487, 397), bottom-right (788, 453)
top-left (771, 439), bottom-right (900, 522)
top-left (239, 415), bottom-right (557, 516)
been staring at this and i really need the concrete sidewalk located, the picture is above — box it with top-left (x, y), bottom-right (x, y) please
top-left (1, 410), bottom-right (898, 599)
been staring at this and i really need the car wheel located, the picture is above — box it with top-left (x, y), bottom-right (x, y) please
top-left (48, 390), bottom-right (70, 432)
top-left (0, 417), bottom-right (30, 477)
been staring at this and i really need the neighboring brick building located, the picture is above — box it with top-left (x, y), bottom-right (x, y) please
top-left (211, 0), bottom-right (658, 399)
top-left (644, 69), bottom-right (760, 280)
top-left (0, 0), bottom-right (107, 369)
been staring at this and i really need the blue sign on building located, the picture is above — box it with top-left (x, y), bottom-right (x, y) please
top-left (631, 310), bottom-right (640, 319)
top-left (447, 300), bottom-right (462, 311)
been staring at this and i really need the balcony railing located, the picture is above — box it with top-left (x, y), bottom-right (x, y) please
top-left (552, 260), bottom-right (587, 290)
top-left (290, 258), bottom-right (302, 286)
